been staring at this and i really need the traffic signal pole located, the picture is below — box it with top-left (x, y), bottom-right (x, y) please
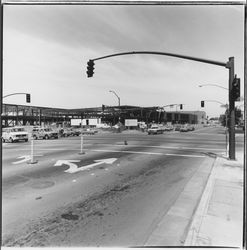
top-left (3, 92), bottom-right (31, 103)
top-left (227, 57), bottom-right (235, 160)
top-left (87, 51), bottom-right (237, 159)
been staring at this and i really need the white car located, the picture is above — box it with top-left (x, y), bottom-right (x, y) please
top-left (2, 126), bottom-right (29, 143)
top-left (147, 125), bottom-right (164, 135)
top-left (32, 127), bottom-right (59, 140)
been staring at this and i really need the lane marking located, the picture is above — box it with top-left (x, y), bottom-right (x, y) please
top-left (90, 149), bottom-right (206, 158)
top-left (54, 158), bottom-right (117, 173)
top-left (12, 155), bottom-right (43, 164)
top-left (8, 144), bottom-right (225, 152)
top-left (54, 160), bottom-right (80, 173)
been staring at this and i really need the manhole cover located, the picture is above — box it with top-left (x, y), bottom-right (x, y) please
top-left (30, 180), bottom-right (55, 189)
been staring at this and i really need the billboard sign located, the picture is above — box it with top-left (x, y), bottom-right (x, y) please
top-left (125, 119), bottom-right (138, 126)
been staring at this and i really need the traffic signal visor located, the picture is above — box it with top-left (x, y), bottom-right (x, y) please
top-left (87, 60), bottom-right (95, 77)
top-left (201, 101), bottom-right (204, 107)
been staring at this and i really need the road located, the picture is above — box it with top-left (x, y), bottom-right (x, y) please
top-left (2, 126), bottom-right (244, 247)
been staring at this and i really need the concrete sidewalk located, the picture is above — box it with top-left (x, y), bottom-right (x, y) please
top-left (184, 150), bottom-right (244, 247)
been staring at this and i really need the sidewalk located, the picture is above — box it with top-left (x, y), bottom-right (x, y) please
top-left (184, 149), bottom-right (244, 247)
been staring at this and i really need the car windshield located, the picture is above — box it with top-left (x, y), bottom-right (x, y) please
top-left (11, 128), bottom-right (25, 132)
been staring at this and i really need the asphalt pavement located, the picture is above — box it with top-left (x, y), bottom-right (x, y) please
top-left (143, 132), bottom-right (244, 248)
top-left (1, 126), bottom-right (244, 247)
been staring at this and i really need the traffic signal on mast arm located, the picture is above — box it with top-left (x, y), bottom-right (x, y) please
top-left (87, 60), bottom-right (95, 77)
top-left (102, 104), bottom-right (105, 112)
top-left (26, 94), bottom-right (31, 103)
top-left (180, 104), bottom-right (183, 110)
top-left (201, 101), bottom-right (204, 107)
top-left (232, 77), bottom-right (240, 101)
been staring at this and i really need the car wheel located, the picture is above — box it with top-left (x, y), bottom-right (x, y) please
top-left (33, 135), bottom-right (37, 140)
top-left (25, 139), bottom-right (28, 142)
top-left (9, 137), bottom-right (13, 143)
top-left (2, 138), bottom-right (5, 143)
top-left (45, 135), bottom-right (49, 140)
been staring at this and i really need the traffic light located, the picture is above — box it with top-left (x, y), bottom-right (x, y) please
top-left (232, 77), bottom-right (240, 101)
top-left (180, 104), bottom-right (183, 110)
top-left (102, 104), bottom-right (105, 112)
top-left (26, 94), bottom-right (31, 103)
top-left (87, 60), bottom-right (95, 77)
top-left (201, 101), bottom-right (204, 107)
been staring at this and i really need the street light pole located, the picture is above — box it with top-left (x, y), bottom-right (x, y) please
top-left (109, 90), bottom-right (120, 106)
top-left (198, 84), bottom-right (228, 91)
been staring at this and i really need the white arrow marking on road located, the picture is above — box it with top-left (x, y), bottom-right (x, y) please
top-left (75, 158), bottom-right (117, 173)
top-left (13, 155), bottom-right (31, 164)
top-left (54, 160), bottom-right (81, 173)
top-left (54, 158), bottom-right (117, 174)
top-left (12, 155), bottom-right (43, 164)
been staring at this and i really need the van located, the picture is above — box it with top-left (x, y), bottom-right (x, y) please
top-left (2, 126), bottom-right (29, 143)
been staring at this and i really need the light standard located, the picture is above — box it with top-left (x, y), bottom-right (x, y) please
top-left (109, 90), bottom-right (120, 106)
top-left (198, 84), bottom-right (228, 91)
top-left (109, 90), bottom-right (121, 125)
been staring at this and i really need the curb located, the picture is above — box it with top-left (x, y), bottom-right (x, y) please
top-left (184, 152), bottom-right (244, 247)
top-left (144, 156), bottom-right (216, 246)
top-left (184, 157), bottom-right (218, 246)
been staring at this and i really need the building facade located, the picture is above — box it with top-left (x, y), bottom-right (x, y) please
top-left (1, 103), bottom-right (207, 127)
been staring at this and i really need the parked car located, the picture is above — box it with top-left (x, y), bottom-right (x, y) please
top-left (81, 128), bottom-right (98, 135)
top-left (2, 126), bottom-right (29, 143)
top-left (96, 123), bottom-right (111, 129)
top-left (180, 125), bottom-right (189, 132)
top-left (70, 128), bottom-right (81, 136)
top-left (174, 124), bottom-right (182, 131)
top-left (32, 127), bottom-right (58, 139)
top-left (148, 125), bottom-right (164, 135)
top-left (187, 124), bottom-right (195, 131)
top-left (60, 128), bottom-right (73, 137)
top-left (164, 125), bottom-right (174, 131)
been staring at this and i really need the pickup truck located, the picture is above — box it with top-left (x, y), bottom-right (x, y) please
top-left (147, 125), bottom-right (164, 135)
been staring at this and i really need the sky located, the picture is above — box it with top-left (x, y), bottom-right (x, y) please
top-left (2, 2), bottom-right (245, 118)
